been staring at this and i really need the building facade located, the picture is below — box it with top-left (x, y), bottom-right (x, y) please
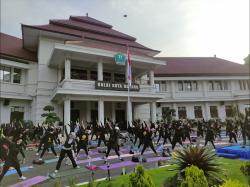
top-left (0, 16), bottom-right (165, 129)
top-left (154, 57), bottom-right (250, 121)
top-left (0, 16), bottom-right (249, 128)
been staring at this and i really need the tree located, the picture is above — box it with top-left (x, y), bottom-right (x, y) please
top-left (129, 165), bottom-right (155, 187)
top-left (162, 107), bottom-right (176, 122)
top-left (174, 145), bottom-right (220, 177)
top-left (41, 105), bottom-right (60, 126)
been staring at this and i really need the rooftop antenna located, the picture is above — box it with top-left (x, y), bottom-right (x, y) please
top-left (214, 54), bottom-right (216, 58)
top-left (123, 14), bottom-right (127, 17)
top-left (86, 13), bottom-right (88, 17)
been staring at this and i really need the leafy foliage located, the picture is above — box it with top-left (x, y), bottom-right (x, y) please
top-left (129, 165), bottom-right (155, 187)
top-left (162, 107), bottom-right (176, 122)
top-left (173, 145), bottom-right (220, 177)
top-left (240, 161), bottom-right (250, 185)
top-left (219, 180), bottom-right (248, 187)
top-left (180, 165), bottom-right (208, 187)
top-left (54, 178), bottom-right (62, 187)
top-left (163, 174), bottom-right (181, 187)
top-left (41, 105), bottom-right (60, 125)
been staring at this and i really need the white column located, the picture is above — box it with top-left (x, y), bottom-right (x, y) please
top-left (86, 101), bottom-right (91, 122)
top-left (173, 103), bottom-right (178, 119)
top-left (150, 101), bottom-right (157, 123)
top-left (98, 98), bottom-right (104, 125)
top-left (127, 100), bottom-right (132, 126)
top-left (64, 99), bottom-right (71, 132)
top-left (204, 102), bottom-right (210, 120)
top-left (170, 81), bottom-right (176, 98)
top-left (97, 60), bottom-right (103, 81)
top-left (57, 68), bottom-right (62, 83)
top-left (149, 70), bottom-right (154, 86)
top-left (202, 81), bottom-right (208, 97)
top-left (111, 102), bottom-right (116, 123)
top-left (65, 58), bottom-right (71, 79)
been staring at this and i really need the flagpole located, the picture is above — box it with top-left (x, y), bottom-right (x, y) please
top-left (127, 45), bottom-right (130, 129)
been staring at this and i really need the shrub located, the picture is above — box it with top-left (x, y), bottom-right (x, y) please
top-left (219, 180), bottom-right (248, 187)
top-left (41, 105), bottom-right (60, 125)
top-left (129, 165), bottom-right (155, 187)
top-left (54, 178), bottom-right (62, 187)
top-left (163, 174), bottom-right (181, 187)
top-left (240, 161), bottom-right (250, 185)
top-left (174, 145), bottom-right (220, 177)
top-left (180, 165), bottom-right (208, 187)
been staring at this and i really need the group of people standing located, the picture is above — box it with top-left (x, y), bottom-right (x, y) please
top-left (0, 115), bottom-right (250, 183)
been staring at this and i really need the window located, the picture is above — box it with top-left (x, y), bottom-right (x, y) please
top-left (239, 80), bottom-right (250, 90)
top-left (0, 66), bottom-right (11, 82)
top-left (184, 81), bottom-right (192, 91)
top-left (194, 106), bottom-right (203, 118)
top-left (178, 106), bottom-right (187, 119)
top-left (210, 106), bottom-right (218, 118)
top-left (223, 81), bottom-right (228, 90)
top-left (114, 73), bottom-right (125, 83)
top-left (192, 81), bottom-right (198, 91)
top-left (103, 72), bottom-right (111, 82)
top-left (215, 81), bottom-right (222, 90)
top-left (178, 81), bottom-right (183, 91)
top-left (10, 106), bottom-right (24, 122)
top-left (209, 81), bottom-right (214, 90)
top-left (155, 81), bottom-right (168, 92)
top-left (90, 71), bottom-right (97, 80)
top-left (13, 68), bottom-right (21, 84)
top-left (225, 105), bottom-right (233, 117)
top-left (71, 69), bottom-right (87, 80)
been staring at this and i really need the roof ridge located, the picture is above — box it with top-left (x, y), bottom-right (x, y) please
top-left (69, 16), bottom-right (112, 28)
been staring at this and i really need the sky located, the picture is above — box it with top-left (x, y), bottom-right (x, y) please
top-left (0, 0), bottom-right (249, 64)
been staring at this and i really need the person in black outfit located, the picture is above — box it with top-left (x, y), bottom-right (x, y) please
top-left (171, 121), bottom-right (184, 150)
top-left (0, 137), bottom-right (27, 182)
top-left (54, 128), bottom-right (79, 173)
top-left (204, 123), bottom-right (216, 149)
top-left (227, 120), bottom-right (238, 143)
top-left (163, 123), bottom-right (172, 145)
top-left (97, 125), bottom-right (106, 147)
top-left (197, 120), bottom-right (204, 138)
top-left (76, 126), bottom-right (90, 159)
top-left (156, 123), bottom-right (164, 144)
top-left (104, 125), bottom-right (124, 163)
top-left (140, 127), bottom-right (158, 156)
top-left (39, 127), bottom-right (58, 160)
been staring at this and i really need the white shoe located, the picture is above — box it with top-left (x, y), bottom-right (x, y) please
top-left (19, 176), bottom-right (27, 180)
top-left (75, 166), bottom-right (80, 169)
top-left (36, 153), bottom-right (39, 156)
top-left (54, 170), bottom-right (58, 173)
top-left (39, 158), bottom-right (42, 161)
top-left (55, 155), bottom-right (59, 158)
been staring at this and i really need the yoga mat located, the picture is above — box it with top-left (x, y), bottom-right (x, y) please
top-left (6, 166), bottom-right (29, 176)
top-left (9, 176), bottom-right (49, 187)
top-left (99, 161), bottom-right (136, 170)
top-left (48, 167), bottom-right (88, 178)
top-left (98, 157), bottom-right (170, 170)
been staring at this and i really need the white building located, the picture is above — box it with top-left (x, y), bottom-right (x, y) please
top-left (154, 57), bottom-right (250, 121)
top-left (0, 15), bottom-right (165, 129)
top-left (0, 16), bottom-right (249, 128)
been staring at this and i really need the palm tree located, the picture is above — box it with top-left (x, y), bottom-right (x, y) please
top-left (173, 145), bottom-right (220, 177)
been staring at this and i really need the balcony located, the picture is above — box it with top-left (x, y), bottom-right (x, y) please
top-left (0, 82), bottom-right (32, 100)
top-left (52, 79), bottom-right (164, 100)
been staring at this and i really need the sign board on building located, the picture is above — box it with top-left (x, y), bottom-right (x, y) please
top-left (114, 53), bottom-right (126, 65)
top-left (95, 81), bottom-right (140, 91)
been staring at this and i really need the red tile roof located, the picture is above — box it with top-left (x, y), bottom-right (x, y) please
top-left (155, 57), bottom-right (249, 76)
top-left (23, 16), bottom-right (159, 54)
top-left (0, 33), bottom-right (37, 62)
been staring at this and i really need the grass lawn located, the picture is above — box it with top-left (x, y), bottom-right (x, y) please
top-left (80, 158), bottom-right (249, 187)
